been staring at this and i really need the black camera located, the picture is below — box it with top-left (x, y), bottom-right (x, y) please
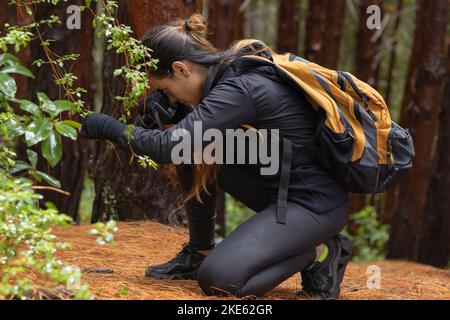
top-left (134, 90), bottom-right (193, 130)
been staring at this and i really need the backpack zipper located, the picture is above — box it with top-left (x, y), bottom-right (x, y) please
top-left (341, 72), bottom-right (378, 122)
top-left (361, 96), bottom-right (378, 122)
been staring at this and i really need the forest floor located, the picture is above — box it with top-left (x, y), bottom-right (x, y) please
top-left (36, 221), bottom-right (450, 300)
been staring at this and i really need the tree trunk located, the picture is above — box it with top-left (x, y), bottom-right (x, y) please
top-left (207, 0), bottom-right (245, 50)
top-left (304, 0), bottom-right (347, 67)
top-left (385, 0), bottom-right (404, 108)
top-left (319, 0), bottom-right (346, 69)
top-left (276, 0), bottom-right (300, 54)
top-left (417, 41), bottom-right (450, 268)
top-left (382, 186), bottom-right (399, 224)
top-left (356, 0), bottom-right (383, 88)
top-left (16, 1), bottom-right (94, 220)
top-left (380, 0), bottom-right (404, 225)
top-left (304, 0), bottom-right (327, 63)
top-left (348, 194), bottom-right (367, 214)
top-left (386, 0), bottom-right (448, 261)
top-left (90, 0), bottom-right (202, 225)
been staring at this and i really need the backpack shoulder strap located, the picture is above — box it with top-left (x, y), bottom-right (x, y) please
top-left (238, 53), bottom-right (347, 134)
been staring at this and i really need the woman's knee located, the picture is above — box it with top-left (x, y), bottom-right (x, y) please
top-left (196, 254), bottom-right (245, 297)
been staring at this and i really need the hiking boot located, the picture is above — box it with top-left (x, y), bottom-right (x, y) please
top-left (145, 242), bottom-right (208, 280)
top-left (298, 234), bottom-right (352, 300)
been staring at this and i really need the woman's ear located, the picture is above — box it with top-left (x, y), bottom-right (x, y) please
top-left (171, 61), bottom-right (191, 79)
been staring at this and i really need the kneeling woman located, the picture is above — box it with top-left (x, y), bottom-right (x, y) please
top-left (80, 14), bottom-right (352, 299)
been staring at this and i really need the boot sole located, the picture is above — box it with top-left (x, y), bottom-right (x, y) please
top-left (145, 269), bottom-right (197, 280)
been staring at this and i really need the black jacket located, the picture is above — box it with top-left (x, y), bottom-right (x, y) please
top-left (117, 59), bottom-right (348, 215)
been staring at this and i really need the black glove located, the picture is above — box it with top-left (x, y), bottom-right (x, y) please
top-left (80, 113), bottom-right (127, 142)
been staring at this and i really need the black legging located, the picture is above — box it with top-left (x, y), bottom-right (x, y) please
top-left (176, 164), bottom-right (349, 298)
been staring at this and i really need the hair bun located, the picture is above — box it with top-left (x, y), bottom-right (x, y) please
top-left (183, 19), bottom-right (192, 32)
top-left (179, 13), bottom-right (208, 38)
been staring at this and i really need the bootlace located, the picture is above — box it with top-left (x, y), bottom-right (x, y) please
top-left (171, 243), bottom-right (199, 263)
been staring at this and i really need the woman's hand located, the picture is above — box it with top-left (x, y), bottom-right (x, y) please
top-left (79, 113), bottom-right (127, 141)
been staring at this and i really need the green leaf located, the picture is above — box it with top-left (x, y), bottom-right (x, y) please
top-left (41, 131), bottom-right (62, 167)
top-left (0, 72), bottom-right (17, 97)
top-left (18, 99), bottom-right (42, 117)
top-left (9, 160), bottom-right (31, 174)
top-left (6, 117), bottom-right (26, 136)
top-left (34, 171), bottom-right (61, 188)
top-left (118, 286), bottom-right (129, 296)
top-left (61, 120), bottom-right (81, 129)
top-left (27, 149), bottom-right (38, 167)
top-left (54, 100), bottom-right (75, 114)
top-left (25, 119), bottom-right (53, 146)
top-left (37, 92), bottom-right (58, 118)
top-left (55, 122), bottom-right (77, 140)
top-left (44, 201), bottom-right (58, 210)
top-left (1, 65), bottom-right (34, 78)
top-left (0, 53), bottom-right (20, 66)
top-left (85, 0), bottom-right (92, 8)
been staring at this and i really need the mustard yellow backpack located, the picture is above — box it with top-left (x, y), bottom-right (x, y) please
top-left (236, 52), bottom-right (415, 193)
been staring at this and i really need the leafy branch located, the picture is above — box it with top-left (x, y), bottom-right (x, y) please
top-left (0, 0), bottom-right (161, 299)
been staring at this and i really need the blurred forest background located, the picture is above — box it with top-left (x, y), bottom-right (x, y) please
top-left (0, 0), bottom-right (449, 281)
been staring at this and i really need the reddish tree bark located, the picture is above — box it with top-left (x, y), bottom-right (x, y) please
top-left (355, 0), bottom-right (383, 88)
top-left (385, 0), bottom-right (404, 108)
top-left (90, 0), bottom-right (203, 224)
top-left (381, 0), bottom-right (404, 225)
top-left (387, 0), bottom-right (448, 261)
top-left (348, 194), bottom-right (367, 215)
top-left (276, 0), bottom-right (300, 54)
top-left (304, 0), bottom-right (347, 67)
top-left (207, 0), bottom-right (245, 50)
top-left (320, 0), bottom-right (346, 69)
top-left (127, 0), bottom-right (201, 39)
top-left (417, 41), bottom-right (450, 268)
top-left (304, 0), bottom-right (327, 63)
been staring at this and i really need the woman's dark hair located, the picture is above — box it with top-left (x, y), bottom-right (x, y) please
top-left (141, 14), bottom-right (272, 202)
top-left (141, 13), bottom-right (272, 77)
